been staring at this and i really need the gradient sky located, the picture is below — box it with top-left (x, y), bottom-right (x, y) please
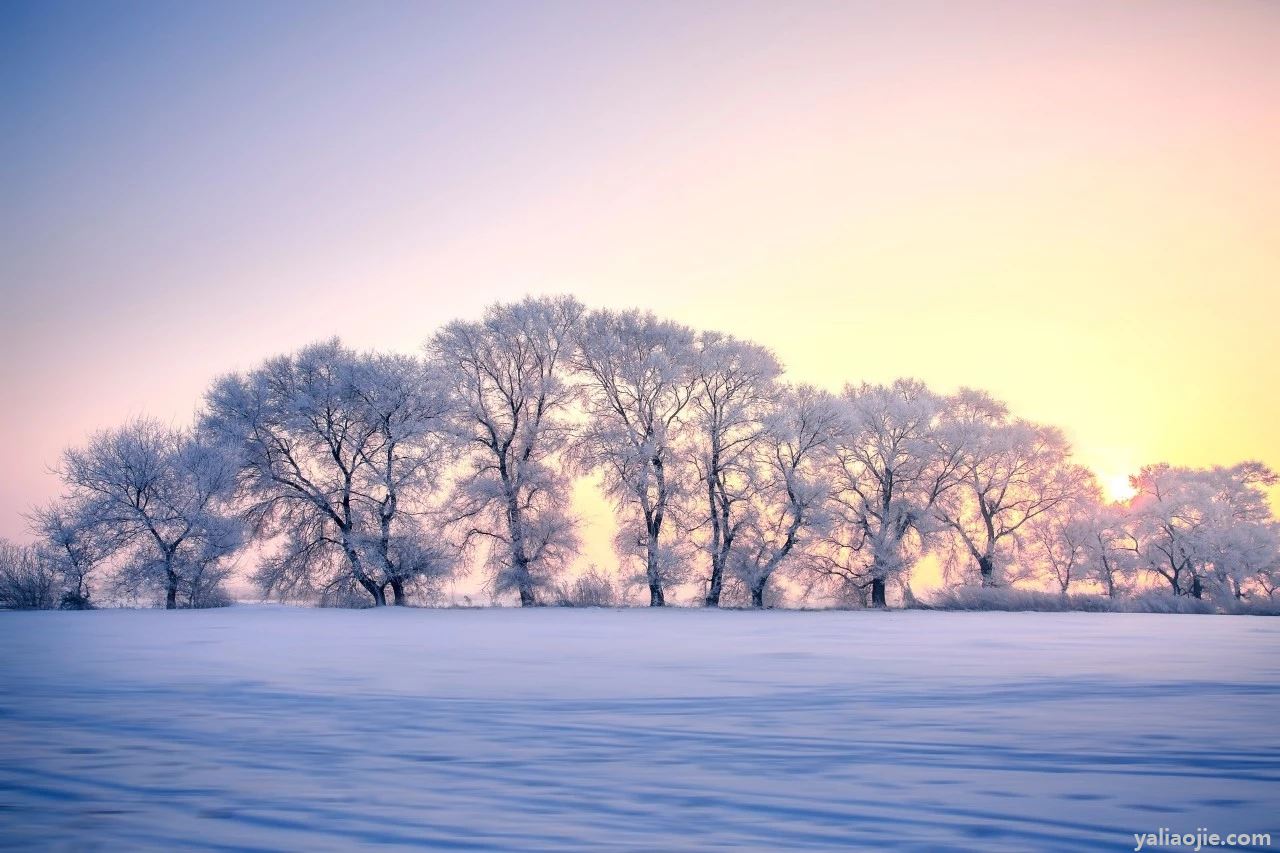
top-left (2, 1), bottom-right (1278, 565)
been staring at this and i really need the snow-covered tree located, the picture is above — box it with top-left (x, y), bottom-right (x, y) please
top-left (28, 501), bottom-right (112, 608)
top-left (205, 340), bottom-right (380, 604)
top-left (1252, 559), bottom-right (1280, 599)
top-left (1205, 519), bottom-right (1280, 602)
top-left (731, 385), bottom-right (841, 608)
top-left (1127, 462), bottom-right (1280, 600)
top-left (1020, 479), bottom-right (1103, 593)
top-left (56, 419), bottom-right (244, 609)
top-left (1078, 503), bottom-right (1139, 598)
top-left (686, 332), bottom-right (781, 606)
top-left (933, 390), bottom-right (1094, 587)
top-left (24, 295), bottom-right (1280, 613)
top-left (429, 296), bottom-right (583, 606)
top-left (1196, 465), bottom-right (1280, 601)
top-left (204, 340), bottom-right (454, 606)
top-left (818, 379), bottom-right (961, 606)
top-left (347, 352), bottom-right (454, 605)
top-left (574, 309), bottom-right (698, 606)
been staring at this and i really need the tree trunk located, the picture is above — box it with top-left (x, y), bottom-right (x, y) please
top-left (978, 555), bottom-right (996, 587)
top-left (343, 540), bottom-right (386, 606)
top-left (750, 578), bottom-right (766, 608)
top-left (705, 559), bottom-right (723, 608)
top-left (357, 576), bottom-right (387, 606)
top-left (870, 577), bottom-right (887, 608)
top-left (165, 564), bottom-right (178, 610)
top-left (1190, 575), bottom-right (1203, 600)
top-left (646, 540), bottom-right (665, 607)
top-left (515, 576), bottom-right (537, 606)
top-left (705, 462), bottom-right (722, 608)
top-left (390, 579), bottom-right (407, 606)
top-left (501, 474), bottom-right (538, 607)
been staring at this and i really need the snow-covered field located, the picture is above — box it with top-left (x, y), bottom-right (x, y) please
top-left (1, 608), bottom-right (1277, 851)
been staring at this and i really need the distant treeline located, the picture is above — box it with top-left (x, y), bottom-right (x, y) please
top-left (2, 296), bottom-right (1277, 612)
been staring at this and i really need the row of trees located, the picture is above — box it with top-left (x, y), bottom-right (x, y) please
top-left (4, 296), bottom-right (1278, 610)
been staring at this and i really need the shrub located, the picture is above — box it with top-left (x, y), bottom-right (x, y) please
top-left (318, 581), bottom-right (377, 609)
top-left (59, 590), bottom-right (94, 610)
top-left (190, 582), bottom-right (234, 609)
top-left (553, 568), bottom-right (618, 607)
top-left (0, 540), bottom-right (58, 610)
top-left (914, 586), bottom-right (1244, 614)
top-left (918, 587), bottom-right (1097, 612)
top-left (1116, 592), bottom-right (1215, 615)
top-left (1225, 597), bottom-right (1280, 616)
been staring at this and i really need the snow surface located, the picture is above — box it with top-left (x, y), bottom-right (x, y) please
top-left (1, 607), bottom-right (1277, 851)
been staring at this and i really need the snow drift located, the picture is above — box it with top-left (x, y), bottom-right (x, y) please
top-left (1, 606), bottom-right (1276, 850)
